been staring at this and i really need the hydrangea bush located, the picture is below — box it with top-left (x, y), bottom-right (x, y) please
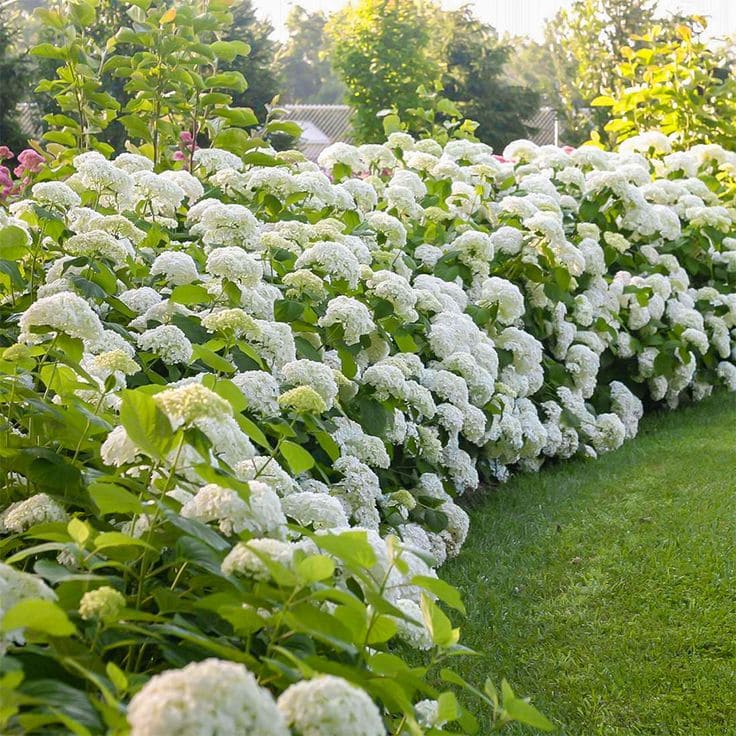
top-left (1, 126), bottom-right (735, 733)
top-left (3, 3), bottom-right (736, 726)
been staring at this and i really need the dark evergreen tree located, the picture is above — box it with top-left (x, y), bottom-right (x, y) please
top-left (0, 9), bottom-right (31, 153)
top-left (440, 8), bottom-right (540, 151)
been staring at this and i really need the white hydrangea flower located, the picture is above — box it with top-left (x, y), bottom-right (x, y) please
top-left (318, 142), bottom-right (363, 172)
top-left (364, 211), bottom-right (407, 247)
top-left (277, 675), bottom-right (384, 736)
top-left (366, 270), bottom-right (418, 322)
top-left (193, 147), bottom-right (244, 174)
top-left (191, 203), bottom-right (260, 249)
top-left (294, 241), bottom-right (361, 289)
top-left (222, 538), bottom-right (297, 579)
top-left (478, 277), bottom-right (525, 324)
top-left (127, 658), bottom-right (288, 736)
top-left (160, 169), bottom-right (204, 203)
top-left (64, 229), bottom-right (134, 266)
top-left (319, 296), bottom-right (376, 345)
top-left (132, 170), bottom-right (186, 218)
top-left (281, 492), bottom-right (349, 530)
top-left (393, 598), bottom-right (432, 650)
top-left (137, 325), bottom-right (193, 365)
top-left (232, 371), bottom-right (280, 416)
top-left (281, 359), bottom-right (339, 409)
top-left (332, 418), bottom-right (390, 469)
top-left (118, 287), bottom-right (162, 314)
top-left (79, 586), bottom-right (125, 622)
top-left (235, 456), bottom-right (298, 497)
top-left (1, 493), bottom-right (67, 533)
top-left (111, 152), bottom-right (154, 173)
top-left (205, 246), bottom-right (263, 286)
top-left (32, 181), bottom-right (82, 210)
top-left (333, 455), bottom-right (383, 529)
top-left (717, 361), bottom-right (736, 390)
top-left (150, 251), bottom-right (199, 285)
top-left (100, 425), bottom-right (140, 466)
top-left (19, 291), bottom-right (104, 343)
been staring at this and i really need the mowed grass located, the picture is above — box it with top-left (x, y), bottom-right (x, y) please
top-left (444, 392), bottom-right (736, 735)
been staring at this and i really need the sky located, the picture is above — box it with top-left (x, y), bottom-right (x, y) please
top-left (255, 0), bottom-right (736, 40)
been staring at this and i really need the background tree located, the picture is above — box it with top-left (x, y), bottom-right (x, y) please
top-left (327, 0), bottom-right (441, 142)
top-left (0, 7), bottom-right (32, 153)
top-left (504, 36), bottom-right (559, 107)
top-left (274, 6), bottom-right (345, 104)
top-left (439, 7), bottom-right (540, 151)
top-left (593, 17), bottom-right (736, 149)
top-left (521, 0), bottom-right (657, 144)
top-left (220, 0), bottom-right (279, 121)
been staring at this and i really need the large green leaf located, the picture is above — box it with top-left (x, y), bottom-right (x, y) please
top-left (119, 389), bottom-right (174, 460)
top-left (280, 440), bottom-right (315, 474)
top-left (2, 599), bottom-right (76, 637)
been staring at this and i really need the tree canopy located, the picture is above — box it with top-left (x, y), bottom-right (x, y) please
top-left (274, 7), bottom-right (345, 105)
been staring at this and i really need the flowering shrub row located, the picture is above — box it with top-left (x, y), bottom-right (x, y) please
top-left (1, 128), bottom-right (735, 734)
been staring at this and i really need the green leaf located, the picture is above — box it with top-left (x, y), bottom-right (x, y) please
top-left (436, 691), bottom-right (460, 723)
top-left (591, 95), bottom-right (616, 107)
top-left (314, 530), bottom-right (377, 570)
top-left (280, 440), bottom-right (315, 474)
top-left (337, 347), bottom-right (358, 379)
top-left (217, 107), bottom-right (259, 128)
top-left (106, 662), bottom-right (128, 693)
top-left (283, 602), bottom-right (357, 654)
top-left (170, 284), bottom-right (211, 305)
top-left (93, 532), bottom-right (155, 551)
top-left (236, 414), bottom-right (270, 449)
top-left (205, 71), bottom-right (248, 93)
top-left (191, 345), bottom-right (235, 374)
top-left (0, 226), bottom-right (30, 259)
top-left (274, 299), bottom-right (304, 322)
top-left (31, 43), bottom-right (68, 60)
top-left (358, 396), bottom-right (389, 436)
top-left (411, 575), bottom-right (466, 614)
top-left (1, 599), bottom-right (76, 637)
top-left (89, 481), bottom-right (144, 516)
top-left (67, 518), bottom-right (90, 546)
top-left (296, 554), bottom-right (335, 583)
top-left (383, 114), bottom-right (402, 135)
top-left (212, 127), bottom-right (250, 156)
top-left (366, 614), bottom-right (398, 645)
top-left (314, 431), bottom-right (340, 461)
top-left (265, 121), bottom-right (303, 139)
top-left (420, 593), bottom-right (457, 648)
top-left (210, 40), bottom-right (250, 62)
top-left (218, 605), bottom-right (265, 636)
top-left (394, 330), bottom-right (418, 353)
top-left (501, 679), bottom-right (555, 731)
top-left (119, 389), bottom-right (173, 460)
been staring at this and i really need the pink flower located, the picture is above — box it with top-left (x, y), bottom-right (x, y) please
top-left (0, 165), bottom-right (13, 200)
top-left (492, 154), bottom-right (509, 163)
top-left (179, 130), bottom-right (198, 152)
top-left (0, 146), bottom-right (14, 162)
top-left (172, 151), bottom-right (186, 162)
top-left (562, 146), bottom-right (575, 154)
top-left (13, 148), bottom-right (45, 178)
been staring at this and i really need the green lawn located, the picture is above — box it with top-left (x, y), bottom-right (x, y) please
top-left (445, 392), bottom-right (736, 735)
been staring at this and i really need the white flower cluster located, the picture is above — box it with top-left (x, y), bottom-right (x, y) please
top-left (127, 658), bottom-right (289, 736)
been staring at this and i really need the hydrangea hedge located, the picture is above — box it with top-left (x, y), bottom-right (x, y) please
top-left (1, 128), bottom-right (735, 735)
